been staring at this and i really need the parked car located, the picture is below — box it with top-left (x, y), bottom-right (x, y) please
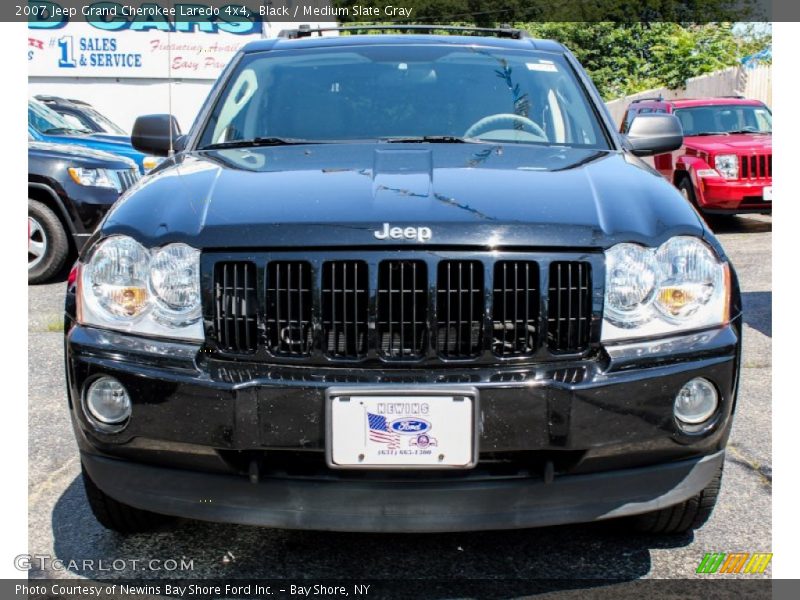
top-left (29, 98), bottom-right (154, 174)
top-left (66, 26), bottom-right (740, 537)
top-left (35, 95), bottom-right (128, 135)
top-left (28, 141), bottom-right (139, 283)
top-left (620, 96), bottom-right (772, 215)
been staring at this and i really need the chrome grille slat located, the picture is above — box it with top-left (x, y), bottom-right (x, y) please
top-left (436, 260), bottom-right (484, 358)
top-left (267, 262), bottom-right (313, 355)
top-left (547, 261), bottom-right (592, 353)
top-left (492, 261), bottom-right (539, 356)
top-left (213, 261), bottom-right (258, 353)
top-left (322, 261), bottom-right (369, 358)
top-left (377, 260), bottom-right (428, 358)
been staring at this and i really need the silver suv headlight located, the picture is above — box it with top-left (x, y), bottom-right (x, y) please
top-left (78, 236), bottom-right (203, 340)
top-left (602, 236), bottom-right (730, 342)
top-left (68, 167), bottom-right (123, 192)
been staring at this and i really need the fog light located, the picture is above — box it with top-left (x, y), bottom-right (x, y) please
top-left (674, 378), bottom-right (718, 425)
top-left (84, 377), bottom-right (131, 428)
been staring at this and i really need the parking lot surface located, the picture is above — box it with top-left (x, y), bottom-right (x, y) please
top-left (28, 215), bottom-right (771, 584)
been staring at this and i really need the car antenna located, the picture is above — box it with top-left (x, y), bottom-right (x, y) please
top-left (167, 0), bottom-right (175, 157)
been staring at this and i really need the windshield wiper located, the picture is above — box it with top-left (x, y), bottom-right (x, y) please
top-left (726, 129), bottom-right (771, 135)
top-left (43, 127), bottom-right (87, 135)
top-left (383, 135), bottom-right (472, 143)
top-left (693, 131), bottom-right (730, 136)
top-left (199, 137), bottom-right (320, 150)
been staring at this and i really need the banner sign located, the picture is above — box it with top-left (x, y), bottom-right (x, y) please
top-left (28, 20), bottom-right (268, 79)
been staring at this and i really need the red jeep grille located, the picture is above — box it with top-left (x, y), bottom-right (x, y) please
top-left (740, 154), bottom-right (772, 179)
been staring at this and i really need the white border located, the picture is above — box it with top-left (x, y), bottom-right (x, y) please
top-left (3, 17), bottom-right (789, 583)
top-left (771, 21), bottom-right (795, 579)
top-left (0, 22), bottom-right (29, 579)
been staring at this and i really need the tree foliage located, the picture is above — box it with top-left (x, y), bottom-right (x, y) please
top-left (519, 22), bottom-right (746, 99)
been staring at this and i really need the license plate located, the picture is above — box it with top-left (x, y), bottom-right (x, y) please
top-left (763, 186), bottom-right (772, 201)
top-left (327, 391), bottom-right (476, 468)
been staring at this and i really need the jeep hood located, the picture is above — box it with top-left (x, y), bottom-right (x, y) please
top-left (685, 133), bottom-right (772, 154)
top-left (101, 143), bottom-right (705, 251)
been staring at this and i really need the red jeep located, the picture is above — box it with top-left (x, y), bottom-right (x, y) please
top-left (621, 97), bottom-right (772, 215)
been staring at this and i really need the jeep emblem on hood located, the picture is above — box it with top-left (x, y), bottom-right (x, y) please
top-left (374, 223), bottom-right (432, 242)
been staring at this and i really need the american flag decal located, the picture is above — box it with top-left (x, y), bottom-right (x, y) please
top-left (367, 412), bottom-right (400, 449)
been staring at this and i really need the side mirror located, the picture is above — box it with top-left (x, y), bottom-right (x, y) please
top-left (132, 114), bottom-right (183, 157)
top-left (625, 114), bottom-right (684, 157)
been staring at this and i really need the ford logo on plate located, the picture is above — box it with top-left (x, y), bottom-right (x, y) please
top-left (390, 418), bottom-right (431, 434)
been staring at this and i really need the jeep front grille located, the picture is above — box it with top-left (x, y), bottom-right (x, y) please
top-left (740, 153), bottom-right (772, 179)
top-left (207, 252), bottom-right (599, 364)
top-left (113, 168), bottom-right (140, 192)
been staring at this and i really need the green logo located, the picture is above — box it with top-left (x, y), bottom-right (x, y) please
top-left (697, 552), bottom-right (772, 574)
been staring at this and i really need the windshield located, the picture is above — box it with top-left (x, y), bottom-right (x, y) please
top-left (198, 45), bottom-right (609, 149)
top-left (673, 104), bottom-right (772, 136)
top-left (28, 99), bottom-right (86, 135)
top-left (84, 106), bottom-right (127, 135)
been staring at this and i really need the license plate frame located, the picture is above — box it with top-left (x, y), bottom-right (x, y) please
top-left (763, 186), bottom-right (772, 201)
top-left (325, 387), bottom-right (479, 470)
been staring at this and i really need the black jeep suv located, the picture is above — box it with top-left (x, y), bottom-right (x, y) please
top-left (65, 27), bottom-right (740, 535)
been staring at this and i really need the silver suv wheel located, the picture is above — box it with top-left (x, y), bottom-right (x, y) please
top-left (28, 216), bottom-right (48, 271)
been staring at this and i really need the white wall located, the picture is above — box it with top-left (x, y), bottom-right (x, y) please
top-left (28, 76), bottom-right (216, 134)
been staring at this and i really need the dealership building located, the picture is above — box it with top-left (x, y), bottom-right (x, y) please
top-left (28, 17), bottom-right (335, 133)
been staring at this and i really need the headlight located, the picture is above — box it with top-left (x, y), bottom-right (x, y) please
top-left (68, 167), bottom-right (121, 191)
top-left (79, 236), bottom-right (203, 340)
top-left (604, 244), bottom-right (658, 328)
top-left (602, 237), bottom-right (729, 342)
top-left (142, 156), bottom-right (163, 173)
top-left (714, 154), bottom-right (739, 179)
top-left (148, 243), bottom-right (201, 327)
top-left (84, 236), bottom-right (150, 319)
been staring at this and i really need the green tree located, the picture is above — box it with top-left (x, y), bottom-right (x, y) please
top-left (514, 22), bottom-right (755, 99)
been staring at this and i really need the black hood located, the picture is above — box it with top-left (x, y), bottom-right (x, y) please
top-left (100, 143), bottom-right (706, 251)
top-left (28, 141), bottom-right (135, 169)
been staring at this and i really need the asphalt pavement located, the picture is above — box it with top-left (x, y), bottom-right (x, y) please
top-left (27, 215), bottom-right (772, 586)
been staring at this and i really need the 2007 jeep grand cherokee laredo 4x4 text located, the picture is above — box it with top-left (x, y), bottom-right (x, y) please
top-left (65, 26), bottom-right (741, 535)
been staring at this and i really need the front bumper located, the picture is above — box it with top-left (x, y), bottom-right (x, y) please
top-left (698, 178), bottom-right (772, 214)
top-left (82, 449), bottom-right (724, 532)
top-left (66, 322), bottom-right (740, 531)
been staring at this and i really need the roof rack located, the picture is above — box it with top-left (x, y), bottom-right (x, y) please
top-left (631, 95), bottom-right (664, 103)
top-left (278, 24), bottom-right (529, 40)
top-left (718, 94), bottom-right (746, 99)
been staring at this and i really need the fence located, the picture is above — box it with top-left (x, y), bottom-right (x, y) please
top-left (605, 65), bottom-right (772, 126)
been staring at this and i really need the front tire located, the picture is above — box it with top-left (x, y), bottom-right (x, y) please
top-left (631, 462), bottom-right (723, 535)
top-left (28, 199), bottom-right (68, 284)
top-left (677, 176), bottom-right (700, 210)
top-left (82, 463), bottom-right (172, 534)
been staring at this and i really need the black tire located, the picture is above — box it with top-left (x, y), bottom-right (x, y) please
top-left (28, 199), bottom-right (69, 284)
top-left (81, 464), bottom-right (172, 534)
top-left (677, 175), bottom-right (699, 210)
top-left (631, 463), bottom-right (723, 535)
